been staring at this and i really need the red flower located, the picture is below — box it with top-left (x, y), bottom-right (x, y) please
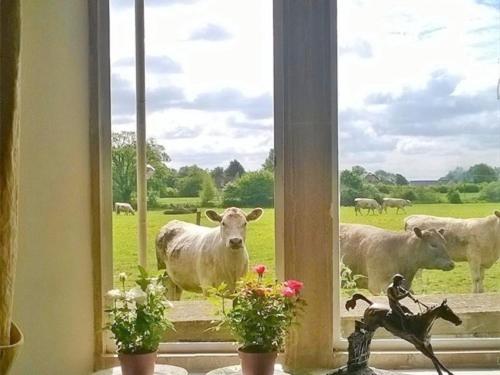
top-left (281, 286), bottom-right (295, 297)
top-left (284, 280), bottom-right (303, 294)
top-left (254, 264), bottom-right (266, 276)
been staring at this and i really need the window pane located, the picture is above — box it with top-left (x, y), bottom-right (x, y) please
top-left (110, 0), bottom-right (274, 344)
top-left (338, 0), bottom-right (500, 340)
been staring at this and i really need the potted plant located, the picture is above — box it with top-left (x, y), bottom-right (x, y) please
top-left (216, 265), bottom-right (306, 375)
top-left (105, 266), bottom-right (174, 375)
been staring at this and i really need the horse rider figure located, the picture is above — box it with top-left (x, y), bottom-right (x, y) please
top-left (386, 274), bottom-right (419, 331)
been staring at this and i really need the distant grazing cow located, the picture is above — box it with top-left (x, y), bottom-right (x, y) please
top-left (354, 198), bottom-right (382, 216)
top-left (156, 207), bottom-right (263, 300)
top-left (382, 198), bottom-right (412, 214)
top-left (405, 211), bottom-right (500, 293)
top-left (340, 223), bottom-right (454, 294)
top-left (115, 202), bottom-right (135, 215)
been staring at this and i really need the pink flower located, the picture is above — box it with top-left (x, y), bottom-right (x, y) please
top-left (284, 280), bottom-right (304, 294)
top-left (282, 286), bottom-right (296, 297)
top-left (254, 264), bottom-right (266, 276)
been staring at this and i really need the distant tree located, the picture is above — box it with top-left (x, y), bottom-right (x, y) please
top-left (112, 132), bottom-right (172, 203)
top-left (222, 170), bottom-right (274, 207)
top-left (468, 163), bottom-right (497, 183)
top-left (224, 159), bottom-right (246, 183)
top-left (340, 169), bottom-right (363, 190)
top-left (439, 166), bottom-right (469, 183)
top-left (394, 173), bottom-right (409, 185)
top-left (211, 166), bottom-right (225, 189)
top-left (199, 176), bottom-right (217, 206)
top-left (262, 149), bottom-right (275, 172)
top-left (480, 181), bottom-right (500, 202)
top-left (447, 189), bottom-right (462, 204)
top-left (351, 165), bottom-right (366, 176)
top-left (374, 169), bottom-right (396, 184)
top-left (176, 165), bottom-right (208, 197)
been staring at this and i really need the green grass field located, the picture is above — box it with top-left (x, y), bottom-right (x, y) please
top-left (113, 201), bottom-right (500, 297)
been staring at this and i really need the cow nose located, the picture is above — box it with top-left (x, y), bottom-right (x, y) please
top-left (229, 238), bottom-right (242, 247)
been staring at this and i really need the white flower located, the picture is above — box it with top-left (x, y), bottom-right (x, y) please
top-left (106, 289), bottom-right (123, 300)
top-left (147, 283), bottom-right (165, 296)
top-left (126, 287), bottom-right (147, 304)
top-left (119, 272), bottom-right (127, 283)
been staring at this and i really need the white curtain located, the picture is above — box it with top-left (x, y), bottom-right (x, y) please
top-left (0, 0), bottom-right (22, 346)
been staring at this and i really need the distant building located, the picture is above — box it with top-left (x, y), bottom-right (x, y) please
top-left (410, 180), bottom-right (438, 186)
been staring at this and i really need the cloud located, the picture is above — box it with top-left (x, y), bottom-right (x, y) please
top-left (364, 70), bottom-right (499, 137)
top-left (113, 55), bottom-right (182, 74)
top-left (159, 126), bottom-right (202, 139)
top-left (338, 69), bottom-right (500, 176)
top-left (339, 39), bottom-right (373, 58)
top-left (475, 0), bottom-right (500, 8)
top-left (111, 73), bottom-right (186, 123)
top-left (182, 88), bottom-right (273, 119)
top-left (418, 26), bottom-right (446, 40)
top-left (189, 23), bottom-right (232, 41)
top-left (111, 74), bottom-right (136, 121)
top-left (226, 117), bottom-right (272, 137)
top-left (111, 0), bottom-right (199, 10)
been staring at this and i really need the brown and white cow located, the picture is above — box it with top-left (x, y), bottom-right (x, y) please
top-left (340, 223), bottom-right (454, 294)
top-left (156, 207), bottom-right (263, 300)
top-left (405, 211), bottom-right (500, 293)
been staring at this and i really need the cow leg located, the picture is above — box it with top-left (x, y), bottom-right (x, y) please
top-left (478, 267), bottom-right (485, 293)
top-left (469, 262), bottom-right (482, 293)
top-left (165, 277), bottom-right (182, 301)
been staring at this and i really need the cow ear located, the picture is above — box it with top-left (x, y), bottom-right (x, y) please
top-left (438, 228), bottom-right (445, 236)
top-left (246, 208), bottom-right (264, 222)
top-left (205, 210), bottom-right (222, 222)
top-left (442, 298), bottom-right (447, 306)
top-left (495, 210), bottom-right (500, 218)
top-left (413, 227), bottom-right (423, 238)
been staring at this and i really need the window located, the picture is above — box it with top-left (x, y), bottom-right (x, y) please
top-left (91, 0), bottom-right (500, 371)
top-left (335, 0), bottom-right (500, 357)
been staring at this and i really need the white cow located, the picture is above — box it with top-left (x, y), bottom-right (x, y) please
top-left (115, 202), bottom-right (135, 215)
top-left (354, 198), bottom-right (382, 216)
top-left (405, 211), bottom-right (500, 293)
top-left (340, 223), bottom-right (454, 294)
top-left (382, 198), bottom-right (412, 214)
top-left (156, 207), bottom-right (264, 300)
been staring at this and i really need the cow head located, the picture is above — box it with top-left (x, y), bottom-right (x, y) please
top-left (413, 227), bottom-right (454, 271)
top-left (406, 200), bottom-right (412, 206)
top-left (206, 207), bottom-right (264, 250)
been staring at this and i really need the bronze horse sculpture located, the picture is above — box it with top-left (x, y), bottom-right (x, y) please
top-left (346, 293), bottom-right (462, 375)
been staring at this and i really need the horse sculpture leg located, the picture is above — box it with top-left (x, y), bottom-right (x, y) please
top-left (414, 342), bottom-right (444, 375)
top-left (424, 343), bottom-right (455, 375)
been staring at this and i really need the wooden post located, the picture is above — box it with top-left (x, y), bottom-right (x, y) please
top-left (196, 210), bottom-right (201, 226)
top-left (274, 0), bottom-right (338, 371)
top-left (135, 0), bottom-right (147, 268)
top-left (0, 0), bottom-right (22, 346)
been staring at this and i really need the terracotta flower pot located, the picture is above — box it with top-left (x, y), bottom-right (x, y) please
top-left (0, 322), bottom-right (24, 375)
top-left (238, 349), bottom-right (277, 375)
top-left (118, 351), bottom-right (157, 375)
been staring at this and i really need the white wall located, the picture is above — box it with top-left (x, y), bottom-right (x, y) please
top-left (12, 1), bottom-right (94, 374)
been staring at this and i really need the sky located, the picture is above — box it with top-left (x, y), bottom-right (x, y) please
top-left (110, 0), bottom-right (500, 180)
